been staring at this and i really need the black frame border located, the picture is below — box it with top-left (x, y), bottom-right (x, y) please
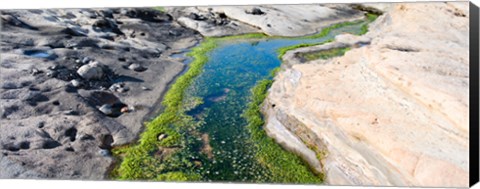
top-left (470, 1), bottom-right (480, 187)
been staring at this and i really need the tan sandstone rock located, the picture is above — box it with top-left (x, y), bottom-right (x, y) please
top-left (265, 2), bottom-right (469, 187)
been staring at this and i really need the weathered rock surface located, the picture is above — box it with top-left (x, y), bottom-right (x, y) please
top-left (264, 2), bottom-right (469, 187)
top-left (170, 4), bottom-right (365, 37)
top-left (1, 8), bottom-right (200, 179)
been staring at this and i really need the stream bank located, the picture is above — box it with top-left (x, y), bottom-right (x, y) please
top-left (113, 10), bottom-right (377, 182)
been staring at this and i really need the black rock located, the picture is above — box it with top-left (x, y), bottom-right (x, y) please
top-left (189, 13), bottom-right (207, 21)
top-left (248, 7), bottom-right (265, 15)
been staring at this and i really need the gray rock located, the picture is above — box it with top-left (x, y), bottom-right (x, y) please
top-left (70, 79), bottom-right (82, 87)
top-left (76, 61), bottom-right (104, 80)
top-left (98, 104), bottom-right (113, 115)
top-left (1, 82), bottom-right (18, 89)
top-left (81, 57), bottom-right (91, 64)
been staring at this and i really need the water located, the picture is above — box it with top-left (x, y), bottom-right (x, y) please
top-left (178, 23), bottom-right (365, 182)
top-left (23, 49), bottom-right (58, 60)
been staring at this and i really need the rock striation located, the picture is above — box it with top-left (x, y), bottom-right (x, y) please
top-left (264, 2), bottom-right (470, 187)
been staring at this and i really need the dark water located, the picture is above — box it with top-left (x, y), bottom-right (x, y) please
top-left (179, 23), bottom-right (364, 182)
top-left (23, 49), bottom-right (58, 60)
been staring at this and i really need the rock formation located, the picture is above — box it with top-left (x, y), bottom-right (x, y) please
top-left (264, 2), bottom-right (469, 187)
top-left (169, 4), bottom-right (365, 37)
top-left (0, 8), bottom-right (200, 179)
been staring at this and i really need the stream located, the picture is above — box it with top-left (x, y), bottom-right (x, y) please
top-left (174, 22), bottom-right (367, 182)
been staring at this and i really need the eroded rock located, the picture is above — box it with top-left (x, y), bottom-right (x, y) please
top-left (266, 2), bottom-right (469, 187)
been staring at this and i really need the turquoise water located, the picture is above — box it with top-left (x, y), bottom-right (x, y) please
top-left (175, 23), bottom-right (365, 182)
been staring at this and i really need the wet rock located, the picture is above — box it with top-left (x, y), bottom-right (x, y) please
top-left (128, 63), bottom-right (147, 72)
top-left (76, 61), bottom-right (104, 80)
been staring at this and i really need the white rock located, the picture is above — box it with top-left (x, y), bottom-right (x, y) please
top-left (77, 61), bottom-right (104, 80)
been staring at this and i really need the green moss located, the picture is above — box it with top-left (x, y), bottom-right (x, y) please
top-left (156, 171), bottom-right (201, 181)
top-left (113, 38), bottom-right (218, 181)
top-left (243, 79), bottom-right (322, 183)
top-left (182, 96), bottom-right (204, 112)
top-left (276, 39), bottom-right (334, 59)
top-left (154, 7), bottom-right (166, 13)
top-left (359, 13), bottom-right (379, 35)
top-left (298, 47), bottom-right (351, 61)
top-left (277, 12), bottom-right (379, 61)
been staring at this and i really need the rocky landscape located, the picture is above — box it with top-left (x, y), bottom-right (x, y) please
top-left (0, 2), bottom-right (471, 187)
top-left (264, 2), bottom-right (470, 187)
top-left (0, 8), bottom-right (204, 179)
top-left (0, 4), bottom-right (368, 180)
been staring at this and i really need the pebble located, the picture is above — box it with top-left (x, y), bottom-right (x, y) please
top-left (70, 79), bottom-right (81, 87)
top-left (81, 57), bottom-right (91, 64)
top-left (109, 83), bottom-right (129, 93)
top-left (63, 110), bottom-right (77, 115)
top-left (98, 104), bottom-right (113, 115)
top-left (120, 106), bottom-right (129, 113)
top-left (31, 68), bottom-right (42, 75)
top-left (157, 133), bottom-right (167, 141)
top-left (128, 63), bottom-right (146, 72)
